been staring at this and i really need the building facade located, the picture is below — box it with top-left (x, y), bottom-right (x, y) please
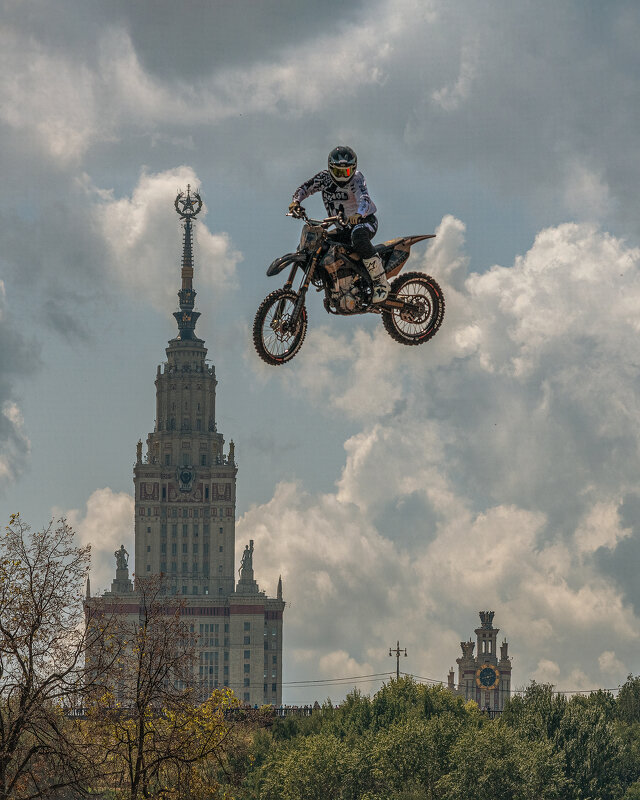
top-left (448, 610), bottom-right (512, 713)
top-left (87, 187), bottom-right (284, 706)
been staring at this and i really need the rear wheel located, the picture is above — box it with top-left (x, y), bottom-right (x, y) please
top-left (382, 272), bottom-right (444, 345)
top-left (253, 289), bottom-right (307, 365)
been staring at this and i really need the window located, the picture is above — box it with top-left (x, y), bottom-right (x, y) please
top-left (219, 527), bottom-right (223, 534)
top-left (182, 585), bottom-right (187, 594)
top-left (224, 624), bottom-right (229, 633)
top-left (243, 691), bottom-right (250, 701)
top-left (193, 543), bottom-right (198, 553)
top-left (272, 655), bottom-right (277, 664)
top-left (161, 524), bottom-right (167, 536)
top-left (147, 545), bottom-right (151, 552)
top-left (219, 545), bottom-right (223, 552)
top-left (147, 526), bottom-right (151, 533)
top-left (171, 543), bottom-right (177, 555)
top-left (244, 664), bottom-right (250, 673)
top-left (192, 586), bottom-right (198, 594)
top-left (171, 562), bottom-right (177, 572)
top-left (161, 542), bottom-right (166, 554)
top-left (205, 487), bottom-right (209, 500)
top-left (244, 622), bottom-right (251, 631)
top-left (165, 454), bottom-right (171, 465)
top-left (162, 486), bottom-right (166, 499)
top-left (272, 683), bottom-right (277, 693)
top-left (243, 679), bottom-right (250, 688)
top-left (171, 525), bottom-right (177, 537)
top-left (146, 565), bottom-right (150, 572)
top-left (182, 543), bottom-right (187, 554)
top-left (244, 636), bottom-right (250, 645)
top-left (204, 544), bottom-right (209, 555)
top-left (201, 454), bottom-right (206, 465)
top-left (193, 524), bottom-right (199, 536)
top-left (182, 562), bottom-right (187, 572)
top-left (244, 650), bottom-right (250, 659)
top-left (160, 561), bottom-right (166, 572)
top-left (182, 525), bottom-right (188, 537)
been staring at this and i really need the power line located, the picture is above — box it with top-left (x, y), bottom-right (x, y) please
top-left (283, 672), bottom-right (392, 685)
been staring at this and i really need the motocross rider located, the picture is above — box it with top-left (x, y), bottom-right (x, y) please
top-left (289, 146), bottom-right (390, 303)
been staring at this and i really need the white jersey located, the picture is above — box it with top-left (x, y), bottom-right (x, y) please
top-left (292, 169), bottom-right (377, 219)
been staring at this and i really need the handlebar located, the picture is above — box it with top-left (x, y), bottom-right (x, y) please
top-left (286, 208), bottom-right (346, 228)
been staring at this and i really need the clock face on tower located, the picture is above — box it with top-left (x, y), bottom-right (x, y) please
top-left (476, 664), bottom-right (500, 690)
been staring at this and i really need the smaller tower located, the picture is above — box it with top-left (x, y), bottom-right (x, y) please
top-left (453, 611), bottom-right (512, 713)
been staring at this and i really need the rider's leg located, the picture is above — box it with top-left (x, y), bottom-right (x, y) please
top-left (351, 221), bottom-right (389, 303)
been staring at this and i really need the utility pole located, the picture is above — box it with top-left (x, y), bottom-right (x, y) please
top-left (389, 640), bottom-right (407, 680)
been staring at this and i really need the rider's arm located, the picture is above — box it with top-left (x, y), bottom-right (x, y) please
top-left (353, 172), bottom-right (377, 217)
top-left (292, 171), bottom-right (326, 204)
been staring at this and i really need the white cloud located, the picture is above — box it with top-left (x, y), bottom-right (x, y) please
top-left (91, 166), bottom-right (241, 311)
top-left (240, 216), bottom-right (640, 701)
top-left (62, 488), bottom-right (134, 594)
top-left (0, 402), bottom-right (30, 485)
top-left (0, 26), bottom-right (103, 162)
top-left (598, 650), bottom-right (626, 681)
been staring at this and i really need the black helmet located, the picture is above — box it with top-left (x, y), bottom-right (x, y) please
top-left (328, 145), bottom-right (357, 184)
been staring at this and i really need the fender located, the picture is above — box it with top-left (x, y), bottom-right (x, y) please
top-left (266, 252), bottom-right (307, 277)
top-left (380, 234), bottom-right (436, 279)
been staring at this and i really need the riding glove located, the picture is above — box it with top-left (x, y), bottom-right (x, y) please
top-left (347, 213), bottom-right (362, 226)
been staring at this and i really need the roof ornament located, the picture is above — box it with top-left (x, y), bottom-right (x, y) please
top-left (174, 184), bottom-right (203, 220)
top-left (173, 185), bottom-right (203, 340)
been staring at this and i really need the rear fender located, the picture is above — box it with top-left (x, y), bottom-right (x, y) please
top-left (266, 252), bottom-right (307, 277)
top-left (380, 234), bottom-right (435, 279)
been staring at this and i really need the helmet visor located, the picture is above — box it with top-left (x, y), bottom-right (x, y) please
top-left (330, 166), bottom-right (353, 179)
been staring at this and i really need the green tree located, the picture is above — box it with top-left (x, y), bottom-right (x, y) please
top-left (556, 695), bottom-right (625, 800)
top-left (437, 721), bottom-right (565, 800)
top-left (618, 675), bottom-right (640, 725)
top-left (259, 732), bottom-right (351, 800)
top-left (501, 682), bottom-right (567, 741)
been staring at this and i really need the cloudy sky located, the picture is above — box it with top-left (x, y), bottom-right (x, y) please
top-left (2, 0), bottom-right (640, 703)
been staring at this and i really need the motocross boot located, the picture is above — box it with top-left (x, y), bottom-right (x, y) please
top-left (363, 253), bottom-right (390, 303)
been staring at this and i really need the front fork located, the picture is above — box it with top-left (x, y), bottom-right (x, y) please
top-left (280, 248), bottom-right (322, 328)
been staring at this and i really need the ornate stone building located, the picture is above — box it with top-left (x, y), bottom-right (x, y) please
top-left (86, 187), bottom-right (284, 706)
top-left (448, 611), bottom-right (512, 713)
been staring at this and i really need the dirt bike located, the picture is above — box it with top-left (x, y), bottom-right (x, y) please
top-left (253, 209), bottom-right (445, 365)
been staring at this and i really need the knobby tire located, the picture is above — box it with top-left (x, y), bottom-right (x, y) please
top-left (253, 289), bottom-right (308, 365)
top-left (382, 272), bottom-right (445, 345)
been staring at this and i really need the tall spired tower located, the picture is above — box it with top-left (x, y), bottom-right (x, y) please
top-left (92, 188), bottom-right (285, 706)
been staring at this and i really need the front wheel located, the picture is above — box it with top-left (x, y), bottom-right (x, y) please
top-left (253, 289), bottom-right (308, 365)
top-left (382, 272), bottom-right (445, 345)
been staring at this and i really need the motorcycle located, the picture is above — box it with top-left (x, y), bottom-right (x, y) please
top-left (253, 209), bottom-right (445, 365)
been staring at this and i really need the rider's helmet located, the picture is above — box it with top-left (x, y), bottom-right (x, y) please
top-left (328, 146), bottom-right (357, 184)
